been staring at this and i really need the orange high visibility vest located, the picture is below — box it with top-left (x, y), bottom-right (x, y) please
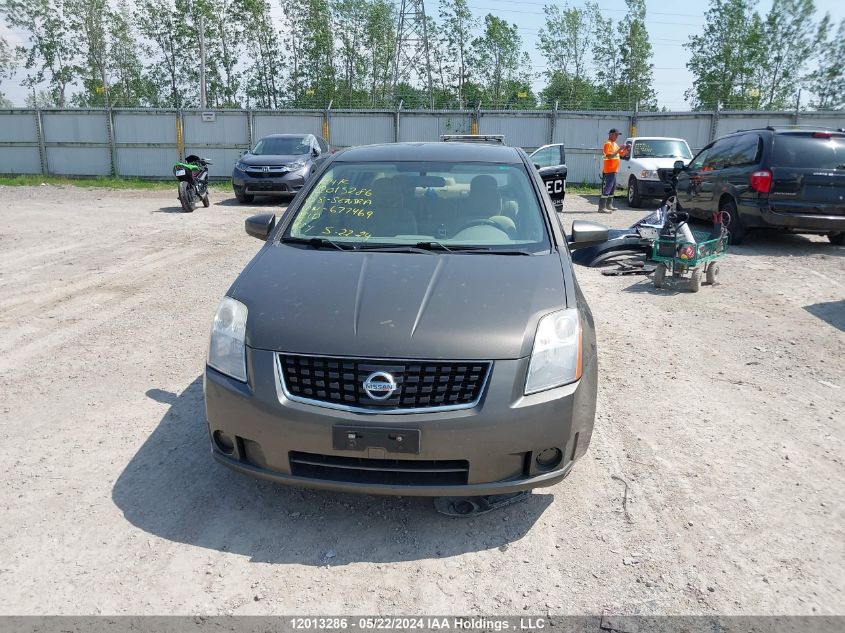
top-left (603, 140), bottom-right (620, 173)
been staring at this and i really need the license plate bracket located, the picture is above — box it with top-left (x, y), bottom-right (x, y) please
top-left (332, 426), bottom-right (420, 454)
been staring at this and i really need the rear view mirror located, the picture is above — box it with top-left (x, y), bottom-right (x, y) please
top-left (568, 220), bottom-right (609, 249)
top-left (245, 213), bottom-right (276, 241)
top-left (673, 160), bottom-right (685, 173)
top-left (312, 147), bottom-right (320, 157)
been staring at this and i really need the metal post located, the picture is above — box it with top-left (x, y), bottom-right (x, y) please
top-left (107, 108), bottom-right (118, 176)
top-left (792, 89), bottom-right (801, 126)
top-left (176, 110), bottom-right (185, 160)
top-left (630, 100), bottom-right (638, 137)
top-left (34, 108), bottom-right (48, 175)
top-left (247, 109), bottom-right (254, 150)
top-left (323, 99), bottom-right (332, 143)
top-left (394, 100), bottom-right (403, 143)
top-left (549, 99), bottom-right (558, 145)
top-left (199, 15), bottom-right (207, 109)
top-left (471, 104), bottom-right (480, 135)
top-left (709, 102), bottom-right (720, 143)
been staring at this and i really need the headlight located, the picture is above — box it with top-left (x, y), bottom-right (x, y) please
top-left (235, 161), bottom-right (248, 171)
top-left (286, 160), bottom-right (306, 171)
top-left (640, 169), bottom-right (658, 179)
top-left (525, 309), bottom-right (582, 395)
top-left (208, 297), bottom-right (248, 382)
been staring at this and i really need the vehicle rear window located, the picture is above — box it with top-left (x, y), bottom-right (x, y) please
top-left (286, 161), bottom-right (550, 251)
top-left (771, 134), bottom-right (845, 169)
top-left (633, 139), bottom-right (692, 159)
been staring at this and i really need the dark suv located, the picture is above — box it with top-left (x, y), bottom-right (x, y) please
top-left (675, 127), bottom-right (845, 244)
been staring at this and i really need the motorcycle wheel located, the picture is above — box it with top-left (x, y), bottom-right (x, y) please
top-left (178, 181), bottom-right (196, 213)
top-left (202, 193), bottom-right (210, 208)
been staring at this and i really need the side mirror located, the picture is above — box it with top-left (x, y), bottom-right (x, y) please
top-left (245, 213), bottom-right (276, 241)
top-left (568, 220), bottom-right (609, 249)
top-left (312, 147), bottom-right (320, 157)
top-left (673, 159), bottom-right (685, 173)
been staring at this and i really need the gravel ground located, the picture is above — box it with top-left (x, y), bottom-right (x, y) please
top-left (0, 185), bottom-right (843, 616)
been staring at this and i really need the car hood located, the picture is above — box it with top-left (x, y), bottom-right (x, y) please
top-left (231, 246), bottom-right (568, 360)
top-left (240, 153), bottom-right (307, 166)
top-left (633, 157), bottom-right (690, 170)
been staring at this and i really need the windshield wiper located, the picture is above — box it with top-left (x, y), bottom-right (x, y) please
top-left (281, 236), bottom-right (351, 250)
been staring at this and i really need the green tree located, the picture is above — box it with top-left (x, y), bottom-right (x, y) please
top-left (239, 0), bottom-right (285, 109)
top-left (685, 0), bottom-right (761, 110)
top-left (363, 0), bottom-right (394, 106)
top-left (196, 0), bottom-right (243, 107)
top-left (537, 2), bottom-right (598, 108)
top-left (749, 0), bottom-right (817, 109)
top-left (617, 0), bottom-right (656, 110)
top-left (135, 0), bottom-right (185, 107)
top-left (470, 14), bottom-right (527, 106)
top-left (1, 0), bottom-right (77, 106)
top-left (805, 15), bottom-right (845, 109)
top-left (591, 10), bottom-right (623, 107)
top-left (284, 0), bottom-right (335, 107)
top-left (439, 0), bottom-right (475, 107)
top-left (1, 35), bottom-right (18, 105)
top-left (65, 0), bottom-right (111, 106)
top-left (333, 0), bottom-right (370, 107)
top-left (107, 1), bottom-right (151, 107)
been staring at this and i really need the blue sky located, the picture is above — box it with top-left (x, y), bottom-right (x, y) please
top-left (2, 0), bottom-right (844, 109)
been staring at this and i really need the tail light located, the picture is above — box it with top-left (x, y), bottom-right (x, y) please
top-left (812, 132), bottom-right (831, 139)
top-left (750, 169), bottom-right (772, 193)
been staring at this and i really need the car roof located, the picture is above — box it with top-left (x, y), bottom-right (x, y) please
top-left (335, 142), bottom-right (523, 163)
top-left (260, 133), bottom-right (311, 139)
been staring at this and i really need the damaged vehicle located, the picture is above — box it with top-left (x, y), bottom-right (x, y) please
top-left (204, 141), bottom-right (606, 508)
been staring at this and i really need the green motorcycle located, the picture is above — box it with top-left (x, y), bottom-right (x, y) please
top-left (173, 154), bottom-right (212, 212)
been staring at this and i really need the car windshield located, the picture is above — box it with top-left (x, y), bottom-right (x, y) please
top-left (771, 134), bottom-right (845, 169)
top-left (633, 139), bottom-right (692, 159)
top-left (285, 161), bottom-right (550, 252)
top-left (252, 136), bottom-right (310, 155)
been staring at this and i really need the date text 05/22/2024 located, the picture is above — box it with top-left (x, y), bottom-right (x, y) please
top-left (290, 617), bottom-right (547, 631)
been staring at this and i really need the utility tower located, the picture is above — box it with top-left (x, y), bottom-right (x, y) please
top-left (391, 0), bottom-right (434, 109)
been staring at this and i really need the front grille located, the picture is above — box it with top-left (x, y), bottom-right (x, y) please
top-left (289, 451), bottom-right (469, 485)
top-left (278, 354), bottom-right (490, 411)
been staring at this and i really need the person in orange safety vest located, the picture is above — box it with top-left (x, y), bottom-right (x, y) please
top-left (598, 128), bottom-right (628, 213)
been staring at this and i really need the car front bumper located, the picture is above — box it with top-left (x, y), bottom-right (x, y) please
top-left (232, 168), bottom-right (307, 195)
top-left (637, 178), bottom-right (671, 198)
top-left (203, 348), bottom-right (597, 496)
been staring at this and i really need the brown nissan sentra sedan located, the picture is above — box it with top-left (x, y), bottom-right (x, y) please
top-left (204, 142), bottom-right (606, 497)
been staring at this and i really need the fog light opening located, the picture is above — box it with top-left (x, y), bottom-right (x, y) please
top-left (536, 447), bottom-right (563, 471)
top-left (213, 430), bottom-right (236, 455)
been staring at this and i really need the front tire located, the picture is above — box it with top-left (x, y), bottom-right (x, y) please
top-left (234, 187), bottom-right (254, 204)
top-left (202, 193), bottom-right (210, 208)
top-left (689, 268), bottom-right (702, 293)
top-left (178, 181), bottom-right (196, 213)
top-left (627, 177), bottom-right (642, 208)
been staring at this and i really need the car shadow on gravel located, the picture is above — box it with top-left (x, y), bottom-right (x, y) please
top-left (216, 196), bottom-right (292, 207)
top-left (112, 377), bottom-right (552, 565)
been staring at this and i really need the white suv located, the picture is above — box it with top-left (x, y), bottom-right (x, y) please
top-left (617, 136), bottom-right (693, 207)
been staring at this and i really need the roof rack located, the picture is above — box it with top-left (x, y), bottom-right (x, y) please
top-left (440, 134), bottom-right (506, 145)
top-left (764, 125), bottom-right (842, 132)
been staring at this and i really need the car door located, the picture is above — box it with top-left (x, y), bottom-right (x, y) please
top-left (531, 145), bottom-right (567, 202)
top-left (618, 138), bottom-right (633, 181)
top-left (679, 137), bottom-right (736, 219)
top-left (676, 143), bottom-right (712, 215)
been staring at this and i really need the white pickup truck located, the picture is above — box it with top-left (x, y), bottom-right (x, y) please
top-left (617, 136), bottom-right (693, 207)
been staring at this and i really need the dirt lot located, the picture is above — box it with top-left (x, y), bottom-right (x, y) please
top-left (0, 185), bottom-right (842, 616)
